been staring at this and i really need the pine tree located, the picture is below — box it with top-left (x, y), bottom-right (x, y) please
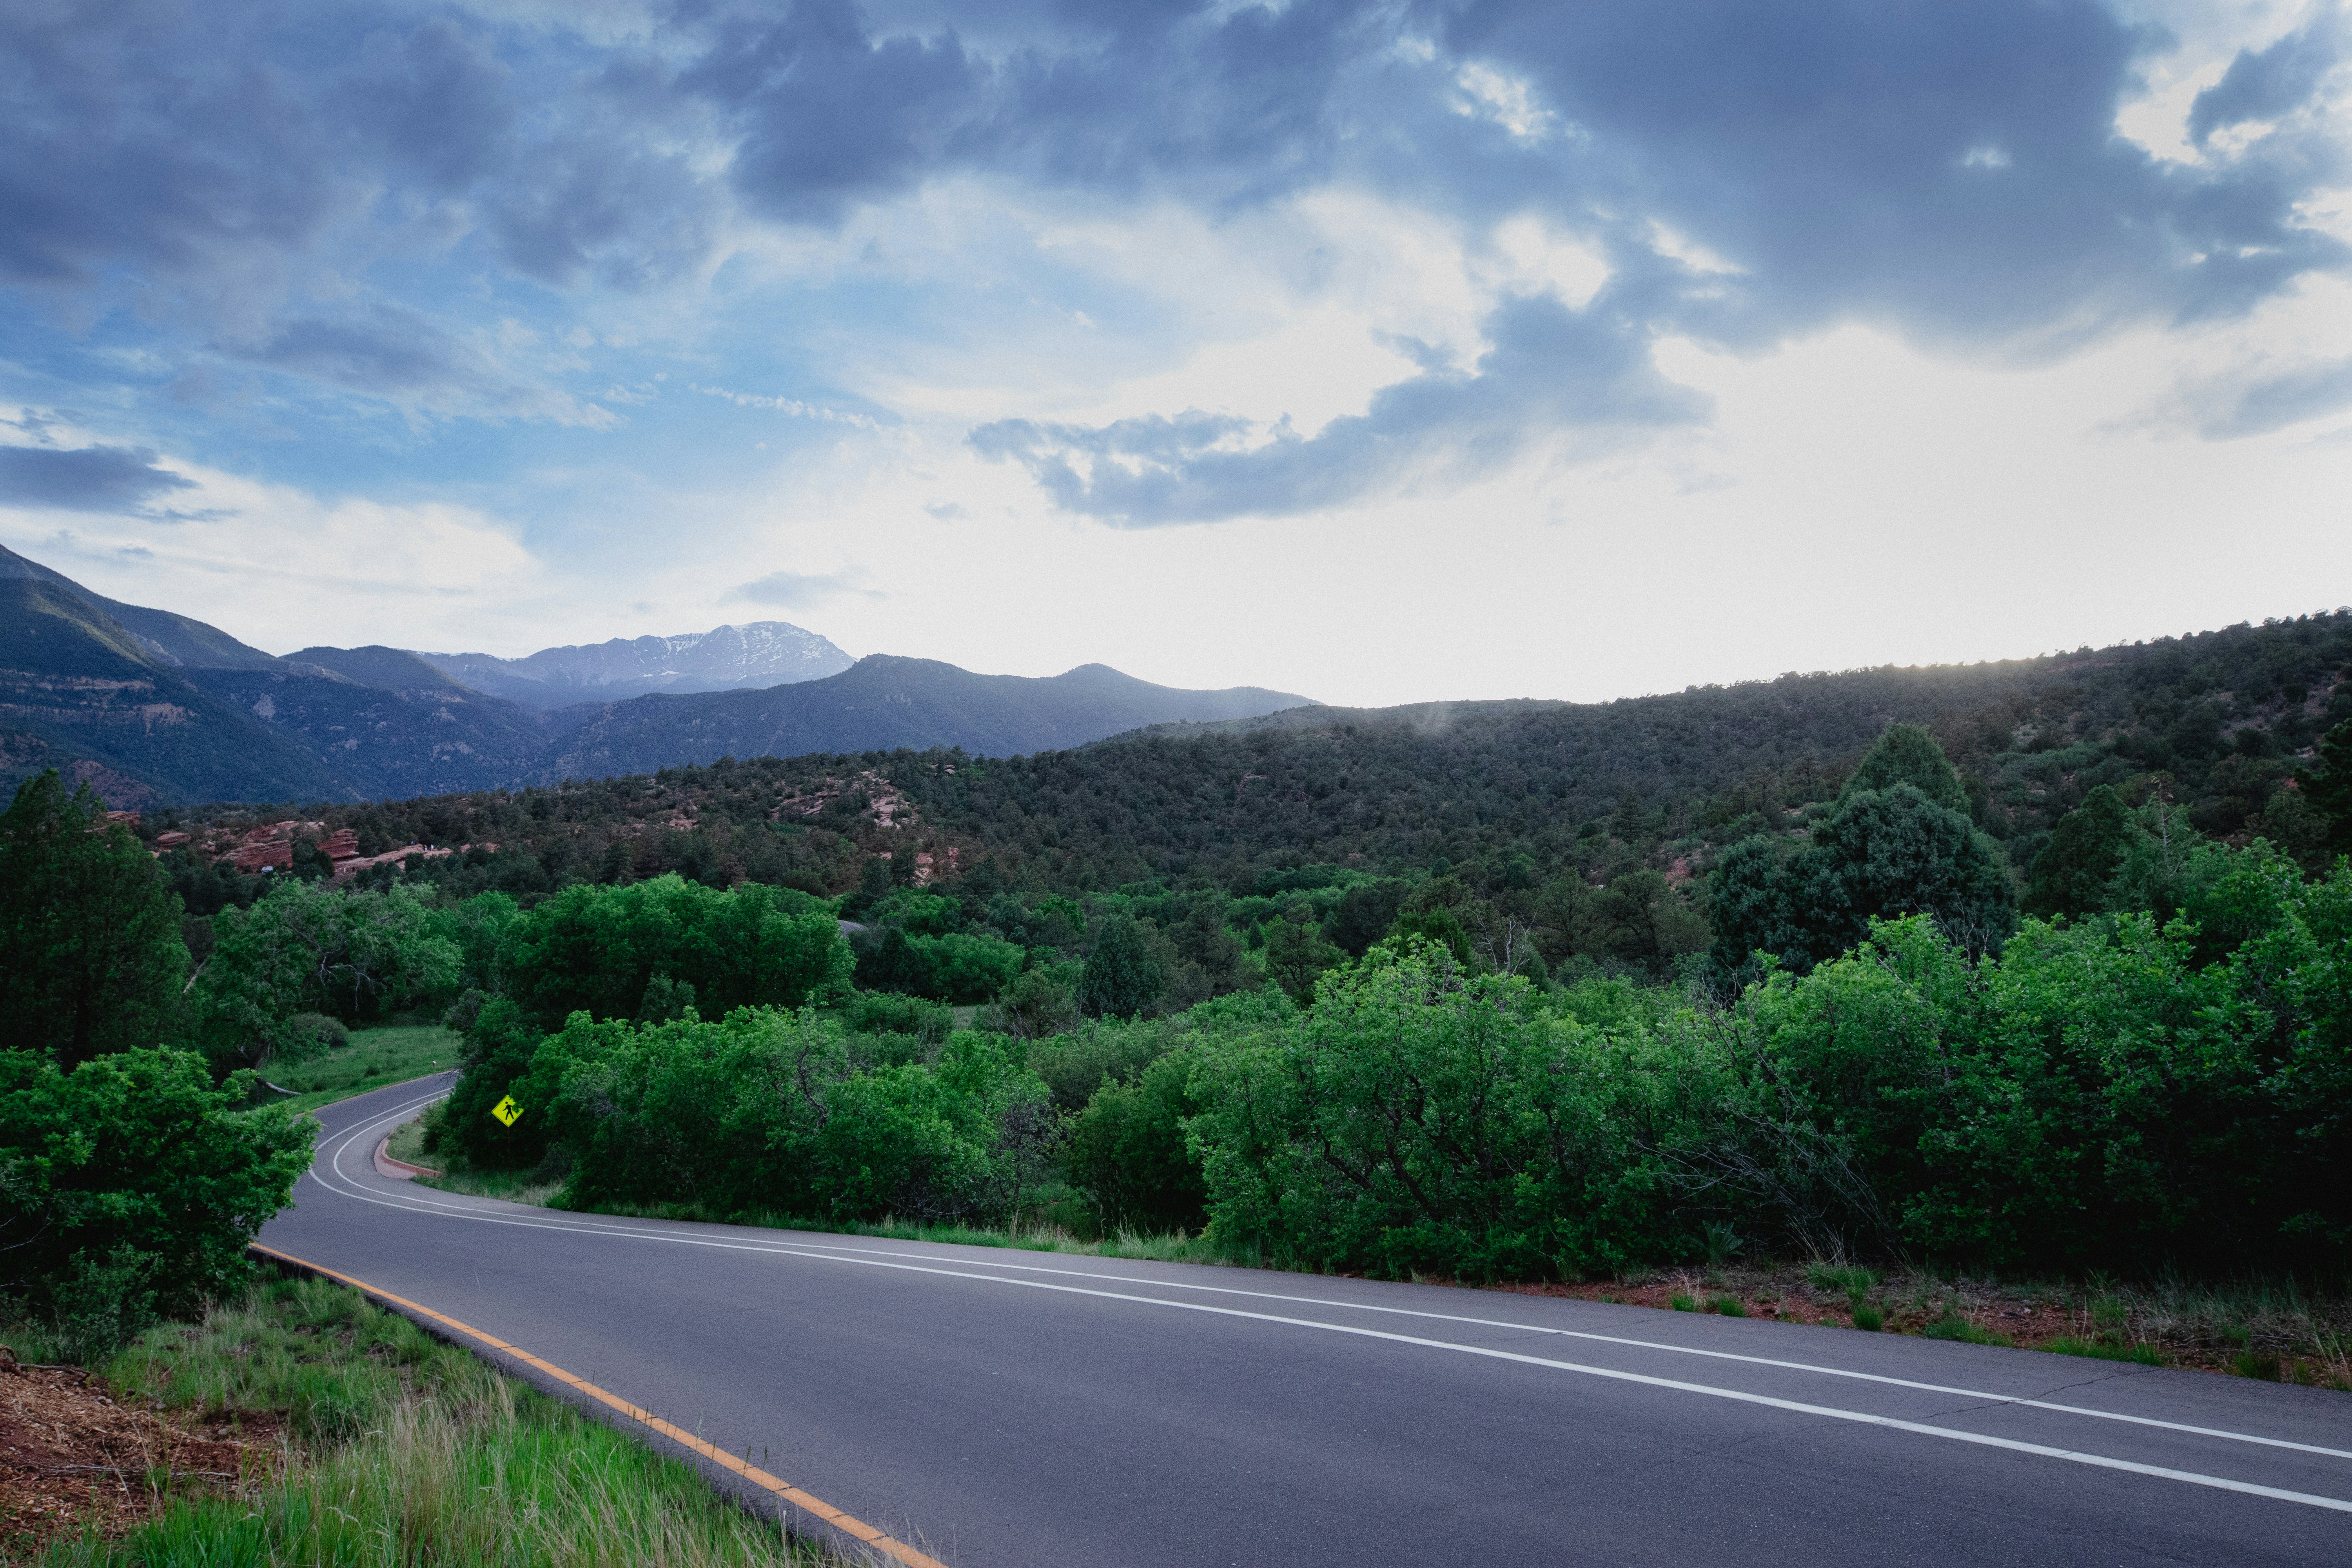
top-left (0, 773), bottom-right (189, 1066)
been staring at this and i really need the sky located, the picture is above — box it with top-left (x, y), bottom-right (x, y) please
top-left (1, 0), bottom-right (2347, 709)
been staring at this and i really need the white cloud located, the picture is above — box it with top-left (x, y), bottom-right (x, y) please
top-left (0, 441), bottom-right (538, 655)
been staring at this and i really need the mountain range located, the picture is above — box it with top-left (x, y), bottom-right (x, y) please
top-left (414, 623), bottom-right (853, 707)
top-left (0, 546), bottom-right (1314, 806)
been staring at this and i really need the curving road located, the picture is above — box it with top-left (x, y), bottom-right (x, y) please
top-left (261, 1076), bottom-right (2352, 1567)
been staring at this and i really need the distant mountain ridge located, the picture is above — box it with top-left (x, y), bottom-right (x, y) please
top-left (0, 545), bottom-right (1317, 804)
top-left (537, 657), bottom-right (1318, 783)
top-left (415, 622), bottom-right (853, 708)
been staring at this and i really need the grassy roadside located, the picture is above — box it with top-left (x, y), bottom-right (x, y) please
top-left (3, 1274), bottom-right (846, 1565)
top-left (261, 1024), bottom-right (459, 1116)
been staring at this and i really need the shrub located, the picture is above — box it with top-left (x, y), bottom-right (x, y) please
top-left (2232, 1349), bottom-right (2282, 1381)
top-left (287, 1012), bottom-right (351, 1053)
top-left (1064, 1051), bottom-right (1207, 1234)
top-left (844, 991), bottom-right (955, 1047)
top-left (0, 1048), bottom-right (312, 1317)
top-left (47, 1248), bottom-right (159, 1365)
top-left (1188, 949), bottom-right (1712, 1280)
top-left (463, 1006), bottom-right (1060, 1226)
top-left (500, 875), bottom-right (853, 1029)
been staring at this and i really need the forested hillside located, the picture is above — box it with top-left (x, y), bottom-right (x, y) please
top-left (152, 610), bottom-right (2349, 898)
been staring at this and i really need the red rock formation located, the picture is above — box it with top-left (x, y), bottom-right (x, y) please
top-left (229, 839), bottom-right (293, 873)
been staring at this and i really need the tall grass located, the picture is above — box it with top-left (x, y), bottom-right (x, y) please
top-left (42, 1276), bottom-right (847, 1567)
top-left (265, 1024), bottom-right (459, 1114)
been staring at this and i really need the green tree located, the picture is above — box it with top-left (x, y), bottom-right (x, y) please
top-left (189, 879), bottom-right (461, 1073)
top-left (2024, 785), bottom-right (2141, 917)
top-left (1839, 723), bottom-right (1970, 814)
top-left (1064, 1050), bottom-right (1206, 1233)
top-left (499, 875), bottom-right (852, 1029)
top-left (1578, 870), bottom-right (1708, 974)
top-left (1788, 784), bottom-right (2015, 964)
top-left (993, 966), bottom-right (1081, 1040)
top-left (1713, 782), bottom-right (2014, 974)
top-left (1327, 882), bottom-right (1405, 956)
top-left (0, 1046), bottom-right (312, 1312)
top-left (1388, 905), bottom-right (1474, 968)
top-left (1187, 948), bottom-right (1700, 1279)
top-left (1078, 912), bottom-right (1163, 1018)
top-left (1260, 909), bottom-right (1342, 1004)
top-left (1707, 836), bottom-right (1793, 974)
top-left (2295, 719), bottom-right (2352, 860)
top-left (0, 772), bottom-right (189, 1067)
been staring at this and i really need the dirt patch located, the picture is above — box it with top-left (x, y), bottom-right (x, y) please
top-left (1492, 1273), bottom-right (2069, 1337)
top-left (0, 1346), bottom-right (274, 1558)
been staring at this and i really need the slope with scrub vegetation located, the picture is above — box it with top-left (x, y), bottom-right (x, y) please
top-left (2, 1273), bottom-right (840, 1564)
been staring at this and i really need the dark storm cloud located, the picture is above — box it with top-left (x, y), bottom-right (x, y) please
top-left (971, 293), bottom-right (1708, 523)
top-left (2190, 10), bottom-right (2344, 145)
top-left (0, 446), bottom-right (195, 513)
top-left (966, 0), bottom-right (2348, 520)
top-left (0, 2), bottom-right (338, 287)
top-left (2, 0), bottom-right (2346, 519)
top-left (340, 19), bottom-right (516, 192)
top-left (1436, 0), bottom-right (2346, 338)
top-left (0, 2), bottom-right (715, 379)
top-left (684, 0), bottom-right (984, 225)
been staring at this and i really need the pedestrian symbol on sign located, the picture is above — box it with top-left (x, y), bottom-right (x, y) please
top-left (492, 1095), bottom-right (523, 1126)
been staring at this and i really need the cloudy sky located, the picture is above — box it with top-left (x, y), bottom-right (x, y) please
top-left (2, 0), bottom-right (2347, 707)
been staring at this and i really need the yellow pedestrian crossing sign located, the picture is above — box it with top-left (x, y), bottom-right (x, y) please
top-left (492, 1095), bottom-right (523, 1127)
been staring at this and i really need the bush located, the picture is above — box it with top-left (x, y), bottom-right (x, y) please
top-left (844, 991), bottom-right (955, 1047)
top-left (500, 875), bottom-right (853, 1029)
top-left (441, 996), bottom-right (550, 1169)
top-left (286, 1012), bottom-right (351, 1053)
top-left (1064, 1051), bottom-right (1207, 1234)
top-left (0, 1048), bottom-right (313, 1317)
top-left (856, 928), bottom-right (1027, 1003)
top-left (47, 1248), bottom-right (159, 1365)
top-left (1187, 948), bottom-right (1711, 1280)
top-left (465, 1006), bottom-right (1060, 1225)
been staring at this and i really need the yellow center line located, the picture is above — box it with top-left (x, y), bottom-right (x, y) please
top-left (249, 1241), bottom-right (947, 1568)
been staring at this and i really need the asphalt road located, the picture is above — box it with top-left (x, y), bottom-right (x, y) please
top-left (260, 1075), bottom-right (2352, 1567)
